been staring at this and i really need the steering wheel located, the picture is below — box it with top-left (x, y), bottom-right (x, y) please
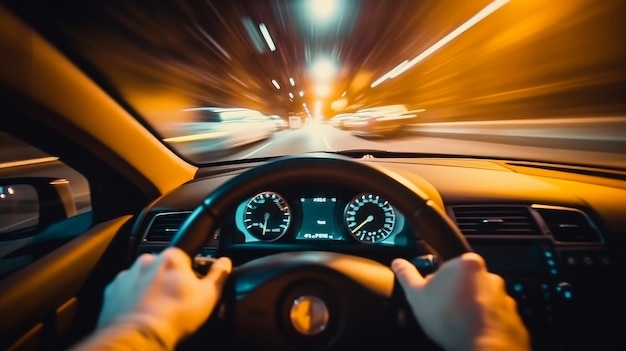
top-left (170, 153), bottom-right (472, 350)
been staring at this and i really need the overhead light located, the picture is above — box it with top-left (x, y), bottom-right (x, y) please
top-left (299, 90), bottom-right (305, 97)
top-left (289, 77), bottom-right (295, 86)
top-left (271, 79), bottom-right (281, 89)
top-left (308, 0), bottom-right (338, 22)
top-left (259, 23), bottom-right (276, 52)
top-left (289, 92), bottom-right (294, 99)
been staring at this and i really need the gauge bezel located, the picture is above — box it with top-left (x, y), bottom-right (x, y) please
top-left (241, 191), bottom-right (292, 242)
top-left (344, 193), bottom-right (397, 244)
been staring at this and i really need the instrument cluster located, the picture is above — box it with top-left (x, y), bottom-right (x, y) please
top-left (232, 189), bottom-right (408, 246)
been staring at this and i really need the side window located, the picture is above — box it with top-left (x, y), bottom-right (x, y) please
top-left (0, 130), bottom-right (92, 277)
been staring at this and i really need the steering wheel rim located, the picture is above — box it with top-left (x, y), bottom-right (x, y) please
top-left (170, 153), bottom-right (472, 350)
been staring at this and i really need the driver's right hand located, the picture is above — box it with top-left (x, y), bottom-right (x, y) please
top-left (391, 252), bottom-right (531, 351)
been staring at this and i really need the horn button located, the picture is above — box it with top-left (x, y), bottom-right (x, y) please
top-left (290, 295), bottom-right (330, 336)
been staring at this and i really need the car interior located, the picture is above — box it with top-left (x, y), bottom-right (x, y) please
top-left (1, 1), bottom-right (625, 351)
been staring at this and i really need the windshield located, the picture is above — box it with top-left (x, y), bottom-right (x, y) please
top-left (8, 0), bottom-right (626, 169)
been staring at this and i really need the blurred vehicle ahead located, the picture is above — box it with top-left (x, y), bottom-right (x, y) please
top-left (330, 113), bottom-right (358, 129)
top-left (159, 107), bottom-right (273, 158)
top-left (340, 105), bottom-right (424, 137)
top-left (288, 115), bottom-right (303, 129)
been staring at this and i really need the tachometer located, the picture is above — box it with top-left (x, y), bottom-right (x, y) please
top-left (344, 193), bottom-right (396, 243)
top-left (243, 191), bottom-right (291, 241)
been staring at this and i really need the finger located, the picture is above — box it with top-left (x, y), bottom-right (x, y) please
top-left (456, 252), bottom-right (487, 274)
top-left (134, 253), bottom-right (157, 273)
top-left (203, 256), bottom-right (232, 289)
top-left (158, 247), bottom-right (191, 270)
top-left (391, 258), bottom-right (426, 290)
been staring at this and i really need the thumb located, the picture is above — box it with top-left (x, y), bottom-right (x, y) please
top-left (391, 258), bottom-right (426, 291)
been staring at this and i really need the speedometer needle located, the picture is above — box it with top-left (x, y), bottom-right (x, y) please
top-left (262, 212), bottom-right (269, 236)
top-left (351, 214), bottom-right (374, 233)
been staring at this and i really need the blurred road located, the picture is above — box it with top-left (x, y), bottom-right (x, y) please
top-left (198, 120), bottom-right (626, 170)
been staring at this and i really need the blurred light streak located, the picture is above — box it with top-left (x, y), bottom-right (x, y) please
top-left (388, 60), bottom-right (410, 79)
top-left (0, 157), bottom-right (59, 169)
top-left (289, 92), bottom-right (294, 99)
top-left (259, 23), bottom-right (277, 51)
top-left (228, 74), bottom-right (250, 89)
top-left (272, 79), bottom-right (281, 89)
top-left (290, 77), bottom-right (296, 86)
top-left (193, 23), bottom-right (232, 61)
top-left (371, 0), bottom-right (511, 88)
top-left (299, 90), bottom-right (305, 97)
top-left (243, 17), bottom-right (265, 53)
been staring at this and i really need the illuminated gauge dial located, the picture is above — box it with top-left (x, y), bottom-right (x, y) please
top-left (344, 193), bottom-right (396, 243)
top-left (243, 191), bottom-right (291, 241)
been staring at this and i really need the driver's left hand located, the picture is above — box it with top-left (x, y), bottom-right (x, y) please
top-left (95, 247), bottom-right (232, 349)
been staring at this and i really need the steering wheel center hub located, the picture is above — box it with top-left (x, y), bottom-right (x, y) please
top-left (289, 295), bottom-right (330, 336)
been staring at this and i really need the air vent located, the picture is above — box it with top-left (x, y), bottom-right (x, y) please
top-left (144, 212), bottom-right (191, 242)
top-left (533, 206), bottom-right (602, 243)
top-left (450, 206), bottom-right (541, 235)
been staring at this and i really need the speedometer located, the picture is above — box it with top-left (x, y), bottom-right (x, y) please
top-left (243, 191), bottom-right (291, 241)
top-left (344, 193), bottom-right (396, 243)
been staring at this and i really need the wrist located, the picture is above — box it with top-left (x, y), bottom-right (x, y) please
top-left (130, 320), bottom-right (173, 350)
top-left (101, 317), bottom-right (178, 350)
top-left (468, 334), bottom-right (530, 351)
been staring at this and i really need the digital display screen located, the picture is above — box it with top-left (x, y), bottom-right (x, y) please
top-left (296, 197), bottom-right (341, 240)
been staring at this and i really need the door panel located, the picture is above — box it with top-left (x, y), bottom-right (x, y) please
top-left (0, 215), bottom-right (133, 350)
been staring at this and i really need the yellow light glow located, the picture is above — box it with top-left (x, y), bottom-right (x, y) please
top-left (310, 57), bottom-right (337, 82)
top-left (330, 98), bottom-right (348, 111)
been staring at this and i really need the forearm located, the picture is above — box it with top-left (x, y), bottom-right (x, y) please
top-left (68, 322), bottom-right (173, 351)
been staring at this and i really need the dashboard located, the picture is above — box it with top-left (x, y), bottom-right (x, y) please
top-left (131, 156), bottom-right (626, 351)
